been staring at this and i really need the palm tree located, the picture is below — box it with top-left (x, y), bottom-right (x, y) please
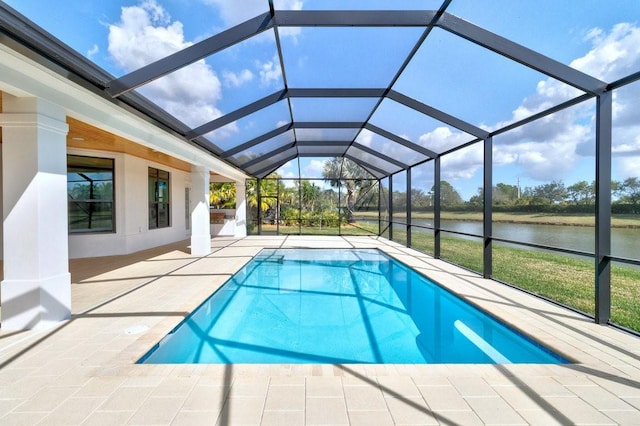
top-left (246, 178), bottom-right (276, 212)
top-left (209, 182), bottom-right (236, 209)
top-left (299, 180), bottom-right (321, 212)
top-left (323, 158), bottom-right (374, 223)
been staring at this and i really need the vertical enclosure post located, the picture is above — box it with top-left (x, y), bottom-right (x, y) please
top-left (378, 178), bottom-right (382, 236)
top-left (434, 157), bottom-right (441, 259)
top-left (257, 178), bottom-right (262, 235)
top-left (388, 175), bottom-right (394, 241)
top-left (483, 137), bottom-right (493, 278)
top-left (338, 181), bottom-right (342, 236)
top-left (298, 178), bottom-right (302, 235)
top-left (595, 91), bottom-right (612, 324)
top-left (407, 168), bottom-right (412, 247)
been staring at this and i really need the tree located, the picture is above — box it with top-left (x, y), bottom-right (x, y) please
top-left (410, 188), bottom-right (432, 209)
top-left (392, 190), bottom-right (407, 212)
top-left (566, 180), bottom-right (595, 205)
top-left (246, 177), bottom-right (277, 212)
top-left (209, 182), bottom-right (236, 209)
top-left (616, 177), bottom-right (640, 205)
top-left (436, 181), bottom-right (463, 208)
top-left (323, 158), bottom-right (374, 223)
top-left (524, 180), bottom-right (567, 205)
top-left (468, 187), bottom-right (483, 207)
top-left (299, 180), bottom-right (321, 212)
top-left (494, 183), bottom-right (519, 205)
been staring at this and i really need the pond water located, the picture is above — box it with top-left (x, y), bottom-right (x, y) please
top-left (408, 219), bottom-right (639, 259)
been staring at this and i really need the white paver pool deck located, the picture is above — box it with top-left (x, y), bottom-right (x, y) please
top-left (0, 235), bottom-right (639, 425)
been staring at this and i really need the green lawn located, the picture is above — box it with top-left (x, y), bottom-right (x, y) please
top-left (408, 232), bottom-right (640, 332)
top-left (388, 226), bottom-right (639, 332)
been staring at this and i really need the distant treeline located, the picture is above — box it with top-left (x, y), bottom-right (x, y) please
top-left (415, 204), bottom-right (640, 214)
top-left (391, 178), bottom-right (640, 214)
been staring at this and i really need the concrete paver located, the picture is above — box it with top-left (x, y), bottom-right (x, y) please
top-left (0, 236), bottom-right (638, 425)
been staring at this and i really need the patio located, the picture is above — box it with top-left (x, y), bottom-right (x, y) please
top-left (0, 236), bottom-right (638, 425)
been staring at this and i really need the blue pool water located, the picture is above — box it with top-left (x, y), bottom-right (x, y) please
top-left (139, 249), bottom-right (568, 364)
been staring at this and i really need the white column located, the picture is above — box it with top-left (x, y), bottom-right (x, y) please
top-left (190, 166), bottom-right (211, 256)
top-left (1, 95), bottom-right (71, 330)
top-left (235, 180), bottom-right (247, 237)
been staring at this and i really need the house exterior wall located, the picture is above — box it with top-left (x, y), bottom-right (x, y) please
top-left (67, 148), bottom-right (191, 259)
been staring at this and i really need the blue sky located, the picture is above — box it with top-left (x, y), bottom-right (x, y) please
top-left (6, 0), bottom-right (640, 199)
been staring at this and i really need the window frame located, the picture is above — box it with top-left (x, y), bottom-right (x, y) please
top-left (149, 167), bottom-right (171, 229)
top-left (67, 154), bottom-right (115, 234)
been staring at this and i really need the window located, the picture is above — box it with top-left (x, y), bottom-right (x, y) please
top-left (185, 187), bottom-right (191, 231)
top-left (149, 167), bottom-right (170, 229)
top-left (67, 155), bottom-right (115, 233)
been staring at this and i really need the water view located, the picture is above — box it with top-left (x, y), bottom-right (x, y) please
top-left (421, 219), bottom-right (640, 258)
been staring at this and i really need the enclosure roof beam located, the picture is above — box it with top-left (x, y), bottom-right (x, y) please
top-left (294, 121), bottom-right (365, 129)
top-left (274, 10), bottom-right (437, 27)
top-left (106, 12), bottom-right (274, 97)
top-left (364, 123), bottom-right (438, 158)
top-left (252, 153), bottom-right (298, 178)
top-left (351, 142), bottom-right (409, 169)
top-left (240, 143), bottom-right (296, 169)
top-left (221, 124), bottom-right (292, 159)
top-left (608, 70), bottom-right (640, 91)
top-left (387, 90), bottom-right (490, 139)
top-left (186, 90), bottom-right (287, 140)
top-left (296, 141), bottom-right (351, 146)
top-left (437, 13), bottom-right (608, 95)
top-left (287, 88), bottom-right (387, 97)
top-left (344, 153), bottom-right (388, 177)
top-left (298, 151), bottom-right (348, 157)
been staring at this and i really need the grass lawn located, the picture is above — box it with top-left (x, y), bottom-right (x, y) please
top-left (407, 232), bottom-right (640, 332)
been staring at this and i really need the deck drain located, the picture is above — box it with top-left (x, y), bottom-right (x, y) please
top-left (124, 325), bottom-right (149, 335)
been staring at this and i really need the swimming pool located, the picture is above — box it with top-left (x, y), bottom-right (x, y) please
top-left (139, 248), bottom-right (568, 364)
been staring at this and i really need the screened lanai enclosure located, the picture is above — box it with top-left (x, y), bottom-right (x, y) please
top-left (1, 1), bottom-right (639, 332)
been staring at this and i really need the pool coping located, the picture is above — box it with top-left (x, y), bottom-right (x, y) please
top-left (138, 245), bottom-right (575, 365)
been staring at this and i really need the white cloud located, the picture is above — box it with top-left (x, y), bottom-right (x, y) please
top-left (441, 144), bottom-right (483, 181)
top-left (278, 0), bottom-right (304, 10)
top-left (612, 121), bottom-right (640, 179)
top-left (87, 44), bottom-right (99, 59)
top-left (281, 171), bottom-right (296, 180)
top-left (201, 0), bottom-right (302, 39)
top-left (258, 54), bottom-right (283, 87)
top-left (617, 156), bottom-right (640, 178)
top-left (572, 22), bottom-right (640, 82)
top-left (275, 0), bottom-right (304, 40)
top-left (200, 0), bottom-right (268, 27)
top-left (436, 22), bottom-right (640, 183)
top-left (305, 160), bottom-right (326, 176)
top-left (108, 0), bottom-right (224, 128)
top-left (355, 129), bottom-right (373, 147)
top-left (222, 69), bottom-right (254, 87)
top-left (278, 160), bottom-right (297, 182)
top-left (418, 127), bottom-right (472, 154)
